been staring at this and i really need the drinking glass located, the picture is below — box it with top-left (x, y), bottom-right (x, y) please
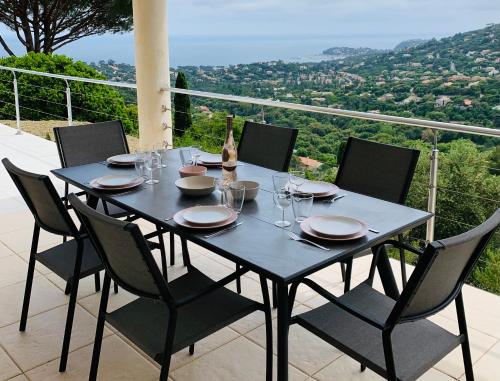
top-left (145, 151), bottom-right (160, 185)
top-left (273, 190), bottom-right (292, 228)
top-left (214, 177), bottom-right (226, 205)
top-left (272, 172), bottom-right (290, 191)
top-left (134, 153), bottom-right (146, 178)
top-left (155, 144), bottom-right (168, 168)
top-left (179, 147), bottom-right (193, 167)
top-left (224, 183), bottom-right (246, 214)
top-left (289, 170), bottom-right (305, 192)
top-left (191, 146), bottom-right (202, 166)
top-left (292, 192), bottom-right (314, 223)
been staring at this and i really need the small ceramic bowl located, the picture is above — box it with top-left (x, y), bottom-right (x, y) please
top-left (175, 176), bottom-right (215, 196)
top-left (179, 165), bottom-right (207, 178)
top-left (231, 180), bottom-right (260, 201)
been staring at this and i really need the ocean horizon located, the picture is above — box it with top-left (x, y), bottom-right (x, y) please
top-left (1, 32), bottom-right (437, 68)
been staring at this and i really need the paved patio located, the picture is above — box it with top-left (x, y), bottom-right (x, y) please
top-left (0, 123), bottom-right (499, 381)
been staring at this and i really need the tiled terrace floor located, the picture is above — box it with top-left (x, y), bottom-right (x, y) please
top-left (0, 123), bottom-right (499, 380)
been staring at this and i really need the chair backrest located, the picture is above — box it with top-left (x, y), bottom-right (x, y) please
top-left (335, 137), bottom-right (420, 204)
top-left (54, 120), bottom-right (129, 168)
top-left (68, 194), bottom-right (170, 302)
top-left (2, 158), bottom-right (77, 236)
top-left (391, 209), bottom-right (500, 323)
top-left (237, 121), bottom-right (298, 172)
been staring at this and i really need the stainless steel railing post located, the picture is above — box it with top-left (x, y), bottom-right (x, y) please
top-left (12, 70), bottom-right (21, 135)
top-left (65, 80), bottom-right (73, 126)
top-left (426, 130), bottom-right (439, 242)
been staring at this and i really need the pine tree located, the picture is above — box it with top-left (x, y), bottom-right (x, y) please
top-left (173, 72), bottom-right (192, 136)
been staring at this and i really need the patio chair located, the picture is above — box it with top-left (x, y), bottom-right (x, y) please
top-left (237, 121), bottom-right (298, 172)
top-left (335, 137), bottom-right (420, 290)
top-left (54, 121), bottom-right (169, 280)
top-left (2, 158), bottom-right (106, 372)
top-left (68, 194), bottom-right (273, 381)
top-left (288, 209), bottom-right (500, 381)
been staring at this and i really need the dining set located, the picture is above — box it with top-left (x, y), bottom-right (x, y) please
top-left (2, 119), bottom-right (499, 381)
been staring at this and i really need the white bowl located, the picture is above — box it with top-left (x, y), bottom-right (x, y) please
top-left (175, 176), bottom-right (215, 196)
top-left (231, 180), bottom-right (260, 201)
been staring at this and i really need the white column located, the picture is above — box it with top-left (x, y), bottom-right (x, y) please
top-left (132, 0), bottom-right (172, 150)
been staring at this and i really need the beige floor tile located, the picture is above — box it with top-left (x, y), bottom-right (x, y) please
top-left (0, 346), bottom-right (21, 381)
top-left (246, 305), bottom-right (342, 376)
top-left (314, 355), bottom-right (383, 381)
top-left (463, 339), bottom-right (500, 381)
top-left (0, 304), bottom-right (111, 371)
top-left (420, 368), bottom-right (456, 380)
top-left (229, 310), bottom-right (266, 335)
top-left (46, 272), bottom-right (103, 300)
top-left (0, 242), bottom-right (15, 259)
top-left (5, 375), bottom-right (29, 381)
top-left (0, 256), bottom-right (29, 289)
top-left (0, 275), bottom-right (68, 328)
top-left (26, 335), bottom-right (160, 381)
top-left (0, 211), bottom-right (33, 235)
top-left (431, 315), bottom-right (497, 379)
top-left (170, 327), bottom-right (240, 371)
top-left (77, 287), bottom-right (138, 318)
top-left (15, 250), bottom-right (52, 275)
top-left (0, 228), bottom-right (61, 254)
top-left (171, 336), bottom-right (308, 381)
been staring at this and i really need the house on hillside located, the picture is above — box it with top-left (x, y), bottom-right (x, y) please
top-left (298, 156), bottom-right (323, 170)
top-left (436, 95), bottom-right (452, 107)
top-left (463, 99), bottom-right (473, 107)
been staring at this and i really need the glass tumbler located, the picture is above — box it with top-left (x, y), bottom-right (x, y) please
top-left (224, 184), bottom-right (246, 214)
top-left (272, 172), bottom-right (290, 191)
top-left (145, 151), bottom-right (160, 185)
top-left (292, 192), bottom-right (314, 223)
top-left (179, 147), bottom-right (193, 167)
top-left (134, 154), bottom-right (146, 178)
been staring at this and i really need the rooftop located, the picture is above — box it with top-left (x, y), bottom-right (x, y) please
top-left (0, 122), bottom-right (499, 381)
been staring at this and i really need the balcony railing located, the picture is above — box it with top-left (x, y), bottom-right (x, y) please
top-left (0, 64), bottom-right (498, 253)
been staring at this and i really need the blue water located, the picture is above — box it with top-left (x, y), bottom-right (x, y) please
top-left (1, 32), bottom-right (435, 67)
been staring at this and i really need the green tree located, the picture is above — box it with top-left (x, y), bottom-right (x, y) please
top-left (173, 71), bottom-right (192, 136)
top-left (0, 0), bottom-right (132, 55)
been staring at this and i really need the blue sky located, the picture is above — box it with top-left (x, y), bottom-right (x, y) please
top-left (0, 0), bottom-right (498, 66)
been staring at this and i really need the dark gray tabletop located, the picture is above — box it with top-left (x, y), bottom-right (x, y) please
top-left (52, 149), bottom-right (431, 283)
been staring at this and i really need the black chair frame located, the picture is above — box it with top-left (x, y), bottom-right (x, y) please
top-left (287, 210), bottom-right (499, 381)
top-left (69, 194), bottom-right (273, 381)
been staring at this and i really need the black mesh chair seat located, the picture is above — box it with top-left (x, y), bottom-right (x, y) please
top-left (36, 238), bottom-right (103, 282)
top-left (295, 284), bottom-right (460, 381)
top-left (107, 268), bottom-right (261, 361)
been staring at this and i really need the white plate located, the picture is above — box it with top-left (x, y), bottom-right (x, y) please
top-left (96, 175), bottom-right (139, 188)
top-left (300, 181), bottom-right (337, 195)
top-left (300, 218), bottom-right (368, 241)
top-left (309, 216), bottom-right (365, 237)
top-left (89, 176), bottom-right (144, 191)
top-left (182, 206), bottom-right (233, 225)
top-left (199, 153), bottom-right (222, 164)
top-left (107, 154), bottom-right (137, 165)
top-left (174, 208), bottom-right (237, 229)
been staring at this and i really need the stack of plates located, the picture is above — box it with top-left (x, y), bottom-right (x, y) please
top-left (288, 180), bottom-right (339, 199)
top-left (300, 215), bottom-right (367, 241)
top-left (89, 175), bottom-right (144, 191)
top-left (174, 205), bottom-right (237, 229)
top-left (198, 153), bottom-right (222, 167)
top-left (106, 154), bottom-right (138, 166)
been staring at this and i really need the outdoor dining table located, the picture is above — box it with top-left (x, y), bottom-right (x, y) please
top-left (52, 148), bottom-right (432, 381)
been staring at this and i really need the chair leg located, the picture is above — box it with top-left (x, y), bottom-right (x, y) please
top-left (259, 275), bottom-right (273, 381)
top-left (189, 344), bottom-right (195, 355)
top-left (156, 225), bottom-right (167, 277)
top-left (180, 238), bottom-right (191, 267)
top-left (272, 281), bottom-right (278, 309)
top-left (19, 224), bottom-right (39, 332)
top-left (159, 312), bottom-right (177, 381)
top-left (114, 281), bottom-right (119, 294)
top-left (398, 234), bottom-right (407, 287)
top-left (169, 232), bottom-right (175, 266)
top-left (360, 364), bottom-right (366, 372)
top-left (382, 330), bottom-right (397, 381)
top-left (94, 272), bottom-right (101, 292)
top-left (236, 264), bottom-right (242, 294)
top-left (344, 258), bottom-right (353, 293)
top-left (89, 274), bottom-right (111, 381)
top-left (64, 280), bottom-right (72, 295)
top-left (456, 292), bottom-right (474, 381)
top-left (340, 262), bottom-right (346, 282)
top-left (59, 241), bottom-right (84, 372)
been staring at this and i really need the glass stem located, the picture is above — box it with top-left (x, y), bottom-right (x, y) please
top-left (282, 209), bottom-right (285, 224)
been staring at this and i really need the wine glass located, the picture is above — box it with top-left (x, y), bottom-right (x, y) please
top-left (289, 170), bottom-right (305, 192)
top-left (272, 172), bottom-right (290, 192)
top-left (145, 151), bottom-right (160, 185)
top-left (273, 190), bottom-right (292, 228)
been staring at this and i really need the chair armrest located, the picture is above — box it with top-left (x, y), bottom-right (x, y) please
top-left (299, 278), bottom-right (387, 329)
top-left (381, 239), bottom-right (424, 256)
top-left (175, 266), bottom-right (250, 308)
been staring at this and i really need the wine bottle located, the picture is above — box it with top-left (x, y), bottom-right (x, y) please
top-left (222, 115), bottom-right (237, 185)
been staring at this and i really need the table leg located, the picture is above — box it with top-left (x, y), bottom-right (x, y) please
top-left (375, 245), bottom-right (400, 300)
top-left (276, 281), bottom-right (289, 381)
